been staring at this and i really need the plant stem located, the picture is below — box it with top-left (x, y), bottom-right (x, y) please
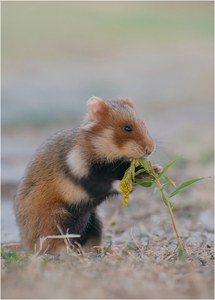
top-left (131, 159), bottom-right (186, 257)
top-left (155, 177), bottom-right (185, 256)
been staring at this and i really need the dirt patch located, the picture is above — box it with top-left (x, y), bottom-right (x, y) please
top-left (1, 167), bottom-right (214, 299)
top-left (1, 251), bottom-right (213, 299)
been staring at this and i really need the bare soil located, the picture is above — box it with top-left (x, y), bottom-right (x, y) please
top-left (1, 154), bottom-right (214, 299)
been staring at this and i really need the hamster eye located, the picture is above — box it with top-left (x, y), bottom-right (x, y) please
top-left (123, 125), bottom-right (133, 132)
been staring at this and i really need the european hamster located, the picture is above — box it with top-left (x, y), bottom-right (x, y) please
top-left (15, 96), bottom-right (155, 254)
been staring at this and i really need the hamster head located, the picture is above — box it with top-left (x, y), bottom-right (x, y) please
top-left (83, 96), bottom-right (155, 162)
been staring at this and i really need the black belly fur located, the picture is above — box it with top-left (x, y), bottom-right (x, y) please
top-left (61, 159), bottom-right (131, 247)
top-left (62, 204), bottom-right (102, 246)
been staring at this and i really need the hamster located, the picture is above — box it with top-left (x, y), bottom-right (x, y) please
top-left (15, 97), bottom-right (155, 255)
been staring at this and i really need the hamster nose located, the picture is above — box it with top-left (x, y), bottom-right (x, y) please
top-left (145, 146), bottom-right (154, 156)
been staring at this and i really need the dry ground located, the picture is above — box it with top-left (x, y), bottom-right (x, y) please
top-left (1, 150), bottom-right (214, 299)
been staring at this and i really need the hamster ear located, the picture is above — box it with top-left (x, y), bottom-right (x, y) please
top-left (119, 98), bottom-right (134, 109)
top-left (87, 96), bottom-right (109, 122)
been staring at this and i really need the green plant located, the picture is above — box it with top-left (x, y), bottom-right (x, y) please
top-left (1, 248), bottom-right (26, 268)
top-left (119, 158), bottom-right (205, 257)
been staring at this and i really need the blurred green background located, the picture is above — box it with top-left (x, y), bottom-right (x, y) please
top-left (1, 1), bottom-right (214, 183)
top-left (2, 2), bottom-right (213, 125)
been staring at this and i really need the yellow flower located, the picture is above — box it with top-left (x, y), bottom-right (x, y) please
top-left (119, 174), bottom-right (133, 207)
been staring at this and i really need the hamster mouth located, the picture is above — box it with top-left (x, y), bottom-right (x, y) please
top-left (121, 142), bottom-right (155, 161)
top-left (130, 151), bottom-right (153, 160)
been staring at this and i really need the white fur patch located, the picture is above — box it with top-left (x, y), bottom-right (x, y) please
top-left (111, 180), bottom-right (121, 193)
top-left (57, 176), bottom-right (90, 204)
top-left (66, 147), bottom-right (89, 179)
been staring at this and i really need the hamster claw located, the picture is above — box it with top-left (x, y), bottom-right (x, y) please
top-left (152, 164), bottom-right (163, 174)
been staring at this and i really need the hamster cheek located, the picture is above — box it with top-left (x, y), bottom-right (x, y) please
top-left (122, 140), bottom-right (144, 159)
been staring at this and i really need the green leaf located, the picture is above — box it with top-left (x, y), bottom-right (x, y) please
top-left (161, 190), bottom-right (174, 209)
top-left (135, 178), bottom-right (154, 187)
top-left (169, 177), bottom-right (206, 198)
top-left (135, 168), bottom-right (146, 176)
top-left (103, 240), bottom-right (112, 254)
top-left (159, 183), bottom-right (168, 192)
top-left (159, 159), bottom-right (178, 177)
top-left (123, 164), bottom-right (135, 180)
top-left (138, 158), bottom-right (151, 173)
top-left (130, 162), bottom-right (135, 175)
top-left (178, 246), bottom-right (185, 258)
top-left (163, 175), bottom-right (177, 188)
top-left (167, 197), bottom-right (174, 209)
